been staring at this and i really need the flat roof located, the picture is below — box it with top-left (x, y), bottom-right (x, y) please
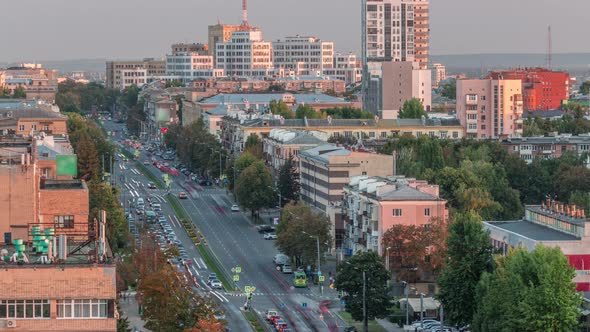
top-left (41, 180), bottom-right (87, 190)
top-left (485, 220), bottom-right (580, 241)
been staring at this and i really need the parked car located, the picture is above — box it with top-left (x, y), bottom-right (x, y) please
top-left (281, 264), bottom-right (293, 273)
top-left (231, 204), bottom-right (240, 212)
top-left (264, 232), bottom-right (277, 240)
top-left (256, 225), bottom-right (276, 234)
top-left (273, 254), bottom-right (290, 266)
top-left (178, 192), bottom-right (188, 199)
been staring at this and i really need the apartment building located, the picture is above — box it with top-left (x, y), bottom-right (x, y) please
top-left (299, 145), bottom-right (395, 247)
top-left (273, 36), bottom-right (334, 76)
top-left (105, 59), bottom-right (166, 90)
top-left (322, 53), bottom-right (363, 86)
top-left (215, 29), bottom-right (274, 78)
top-left (484, 201), bottom-right (590, 291)
top-left (457, 78), bottom-right (524, 139)
top-left (380, 61), bottom-right (431, 117)
top-left (262, 129), bottom-right (327, 176)
top-left (501, 135), bottom-right (590, 163)
top-left (429, 63), bottom-right (446, 89)
top-left (488, 68), bottom-right (570, 111)
top-left (208, 23), bottom-right (243, 62)
top-left (165, 43), bottom-right (224, 84)
top-left (1, 64), bottom-right (59, 102)
top-left (0, 107), bottom-right (68, 136)
top-left (221, 116), bottom-right (464, 157)
top-left (342, 175), bottom-right (447, 253)
top-left (202, 77), bottom-right (346, 94)
top-left (143, 92), bottom-right (179, 139)
top-left (363, 0), bottom-right (430, 67)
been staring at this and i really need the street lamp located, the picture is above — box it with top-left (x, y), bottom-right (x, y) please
top-left (302, 230), bottom-right (322, 295)
top-left (385, 246), bottom-right (391, 272)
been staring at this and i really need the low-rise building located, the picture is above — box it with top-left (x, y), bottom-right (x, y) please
top-left (0, 107), bottom-right (68, 137)
top-left (199, 93), bottom-right (351, 114)
top-left (484, 201), bottom-right (590, 291)
top-left (501, 135), bottom-right (590, 163)
top-left (1, 64), bottom-right (59, 102)
top-left (213, 77), bottom-right (346, 95)
top-left (322, 53), bottom-right (362, 86)
top-left (298, 144), bottom-right (395, 247)
top-left (106, 59), bottom-right (166, 90)
top-left (342, 176), bottom-right (447, 253)
top-left (262, 129), bottom-right (327, 176)
top-left (143, 91), bottom-right (179, 140)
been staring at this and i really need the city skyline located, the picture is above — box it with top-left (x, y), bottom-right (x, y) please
top-left (1, 0), bottom-right (589, 62)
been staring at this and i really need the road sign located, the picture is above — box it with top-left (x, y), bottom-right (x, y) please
top-left (302, 302), bottom-right (307, 308)
top-left (273, 217), bottom-right (279, 225)
top-left (250, 287), bottom-right (256, 293)
top-left (341, 299), bottom-right (346, 306)
top-left (231, 268), bottom-right (236, 273)
top-left (280, 303), bottom-right (285, 308)
top-left (233, 275), bottom-right (240, 282)
top-left (236, 266), bottom-right (242, 274)
top-left (319, 275), bottom-right (325, 282)
top-left (244, 286), bottom-right (251, 293)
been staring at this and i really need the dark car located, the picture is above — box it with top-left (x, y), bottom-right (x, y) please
top-left (256, 225), bottom-right (276, 234)
top-left (147, 182), bottom-right (157, 189)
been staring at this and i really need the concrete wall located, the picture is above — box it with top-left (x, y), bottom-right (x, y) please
top-left (0, 165), bottom-right (36, 243)
top-left (382, 61), bottom-right (431, 115)
top-left (39, 188), bottom-right (89, 239)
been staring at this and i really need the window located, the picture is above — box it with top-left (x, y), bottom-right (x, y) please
top-left (0, 300), bottom-right (50, 319)
top-left (393, 209), bottom-right (402, 217)
top-left (31, 124), bottom-right (37, 130)
top-left (43, 125), bottom-right (49, 131)
top-left (425, 208), bottom-right (430, 216)
top-left (19, 125), bottom-right (25, 131)
top-left (57, 299), bottom-right (108, 319)
top-left (54, 215), bottom-right (74, 228)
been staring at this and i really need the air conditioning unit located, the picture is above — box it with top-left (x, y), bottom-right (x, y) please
top-left (5, 319), bottom-right (17, 328)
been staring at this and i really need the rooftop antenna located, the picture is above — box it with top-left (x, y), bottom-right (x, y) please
top-left (242, 0), bottom-right (248, 27)
top-left (546, 25), bottom-right (552, 69)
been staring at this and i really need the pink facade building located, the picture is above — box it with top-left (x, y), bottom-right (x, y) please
top-left (342, 176), bottom-right (447, 254)
top-left (457, 78), bottom-right (524, 139)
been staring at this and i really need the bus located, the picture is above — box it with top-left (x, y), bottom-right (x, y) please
top-left (294, 271), bottom-right (307, 288)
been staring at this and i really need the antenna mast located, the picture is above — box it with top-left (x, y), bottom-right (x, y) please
top-left (242, 0), bottom-right (248, 27)
top-left (546, 25), bottom-right (552, 69)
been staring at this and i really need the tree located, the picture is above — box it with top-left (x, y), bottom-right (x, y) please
top-left (334, 251), bottom-right (390, 331)
top-left (12, 86), bottom-right (26, 99)
top-left (580, 80), bottom-right (590, 95)
top-left (277, 154), bottom-right (300, 205)
top-left (398, 98), bottom-right (427, 119)
top-left (473, 246), bottom-right (581, 332)
top-left (184, 317), bottom-right (225, 332)
top-left (295, 104), bottom-right (320, 119)
top-left (0, 87), bottom-right (11, 98)
top-left (269, 100), bottom-right (295, 119)
top-left (235, 161), bottom-right (275, 214)
top-left (436, 211), bottom-right (494, 327)
top-left (268, 84), bottom-right (285, 92)
top-left (439, 79), bottom-right (456, 99)
top-left (244, 134), bottom-right (263, 159)
top-left (117, 316), bottom-right (131, 332)
top-left (553, 164), bottom-right (590, 201)
top-left (324, 107), bottom-right (373, 119)
top-left (228, 152), bottom-right (258, 191)
top-left (275, 202), bottom-right (332, 267)
top-left (75, 136), bottom-right (101, 181)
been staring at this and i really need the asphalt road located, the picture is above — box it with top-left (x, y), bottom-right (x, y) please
top-left (103, 120), bottom-right (345, 332)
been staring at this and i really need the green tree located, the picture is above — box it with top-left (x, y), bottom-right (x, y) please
top-left (437, 211), bottom-right (494, 327)
top-left (334, 251), bottom-right (390, 331)
top-left (275, 202), bottom-right (332, 268)
top-left (277, 154), bottom-right (300, 205)
top-left (117, 316), bottom-right (131, 332)
top-left (473, 246), bottom-right (581, 332)
top-left (580, 80), bottom-right (590, 95)
top-left (269, 100), bottom-right (295, 119)
top-left (0, 87), bottom-right (11, 98)
top-left (75, 137), bottom-right (101, 181)
top-left (324, 107), bottom-right (373, 119)
top-left (553, 164), bottom-right (590, 201)
top-left (295, 104), bottom-right (320, 119)
top-left (228, 152), bottom-right (258, 191)
top-left (121, 85), bottom-right (140, 108)
top-left (398, 98), bottom-right (427, 119)
top-left (244, 133), bottom-right (263, 159)
top-left (165, 80), bottom-right (184, 88)
top-left (12, 86), bottom-right (26, 98)
top-left (439, 79), bottom-right (456, 99)
top-left (235, 161), bottom-right (275, 214)
top-left (268, 84), bottom-right (285, 92)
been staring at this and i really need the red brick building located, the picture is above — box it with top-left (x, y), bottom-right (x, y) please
top-left (487, 68), bottom-right (570, 111)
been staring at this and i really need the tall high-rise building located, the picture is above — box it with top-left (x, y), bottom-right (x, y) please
top-left (215, 29), bottom-right (274, 78)
top-left (208, 24), bottom-right (242, 63)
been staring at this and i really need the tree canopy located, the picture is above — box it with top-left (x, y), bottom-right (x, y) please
top-left (235, 160), bottom-right (275, 213)
top-left (580, 80), bottom-right (590, 95)
top-left (436, 212), bottom-right (494, 327)
top-left (334, 251), bottom-right (390, 326)
top-left (269, 100), bottom-right (295, 119)
top-left (277, 154), bottom-right (300, 206)
top-left (398, 98), bottom-right (427, 119)
top-left (439, 79), bottom-right (456, 100)
top-left (473, 246), bottom-right (581, 332)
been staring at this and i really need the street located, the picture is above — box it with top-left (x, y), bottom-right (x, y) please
top-left (103, 120), bottom-right (346, 332)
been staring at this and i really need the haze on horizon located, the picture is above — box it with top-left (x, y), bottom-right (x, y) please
top-left (0, 0), bottom-right (589, 62)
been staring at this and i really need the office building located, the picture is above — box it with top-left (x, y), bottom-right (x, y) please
top-left (208, 23), bottom-right (243, 63)
top-left (273, 36), bottom-right (334, 77)
top-left (262, 129), bottom-right (327, 176)
top-left (487, 68), bottom-right (570, 111)
top-left (457, 78), bottom-right (524, 139)
top-left (215, 29), bottom-right (274, 78)
top-left (105, 59), bottom-right (166, 90)
top-left (342, 175), bottom-right (447, 252)
top-left (322, 53), bottom-right (363, 86)
top-left (165, 43), bottom-right (224, 84)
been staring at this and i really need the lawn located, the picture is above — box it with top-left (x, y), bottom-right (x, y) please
top-left (338, 311), bottom-right (388, 332)
top-left (243, 310), bottom-right (264, 332)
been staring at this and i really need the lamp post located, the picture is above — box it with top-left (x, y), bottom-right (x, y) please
top-left (385, 246), bottom-right (391, 272)
top-left (303, 230), bottom-right (322, 295)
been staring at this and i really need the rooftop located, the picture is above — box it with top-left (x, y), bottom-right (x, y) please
top-left (485, 220), bottom-right (581, 241)
top-left (227, 116), bottom-right (461, 129)
top-left (201, 93), bottom-right (348, 105)
top-left (41, 180), bottom-right (87, 190)
top-left (502, 134), bottom-right (590, 145)
top-left (0, 107), bottom-right (66, 119)
top-left (379, 185), bottom-right (440, 201)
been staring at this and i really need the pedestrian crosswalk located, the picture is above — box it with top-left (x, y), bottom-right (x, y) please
top-left (223, 292), bottom-right (339, 299)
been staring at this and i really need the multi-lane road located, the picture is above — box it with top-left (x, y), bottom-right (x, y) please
top-left (103, 120), bottom-right (345, 332)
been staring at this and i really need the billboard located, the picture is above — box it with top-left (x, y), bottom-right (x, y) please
top-left (56, 155), bottom-right (78, 177)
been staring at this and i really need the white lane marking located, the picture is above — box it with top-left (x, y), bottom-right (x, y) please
top-left (168, 215), bottom-right (176, 228)
top-left (193, 257), bottom-right (202, 269)
top-left (215, 291), bottom-right (229, 302)
top-left (200, 258), bottom-right (207, 270)
top-left (129, 191), bottom-right (136, 198)
top-left (191, 265), bottom-right (200, 277)
top-left (124, 183), bottom-right (130, 190)
top-left (133, 190), bottom-right (140, 198)
top-left (210, 291), bottom-right (224, 302)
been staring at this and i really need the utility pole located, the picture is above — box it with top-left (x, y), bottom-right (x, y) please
top-left (420, 293), bottom-right (424, 330)
top-left (362, 270), bottom-right (367, 332)
top-left (405, 282), bottom-right (409, 326)
top-left (315, 235), bottom-right (322, 295)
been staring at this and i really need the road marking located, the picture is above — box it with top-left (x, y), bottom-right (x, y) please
top-left (191, 265), bottom-right (200, 277)
top-left (133, 190), bottom-right (140, 198)
top-left (211, 205), bottom-right (222, 216)
top-left (210, 291), bottom-right (225, 302)
top-left (193, 257), bottom-right (202, 269)
top-left (215, 291), bottom-right (229, 302)
top-left (200, 258), bottom-right (207, 270)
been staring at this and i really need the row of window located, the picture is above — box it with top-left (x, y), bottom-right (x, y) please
top-left (0, 299), bottom-right (110, 319)
top-left (18, 124), bottom-right (50, 131)
top-left (392, 208), bottom-right (431, 217)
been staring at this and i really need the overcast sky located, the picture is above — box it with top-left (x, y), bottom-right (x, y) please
top-left (1, 0), bottom-right (589, 62)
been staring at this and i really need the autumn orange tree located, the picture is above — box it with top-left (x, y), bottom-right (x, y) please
top-left (184, 316), bottom-right (225, 332)
top-left (382, 217), bottom-right (447, 282)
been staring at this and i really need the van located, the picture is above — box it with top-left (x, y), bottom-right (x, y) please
top-left (136, 198), bottom-right (145, 206)
top-left (282, 264), bottom-right (293, 274)
top-left (273, 254), bottom-right (290, 266)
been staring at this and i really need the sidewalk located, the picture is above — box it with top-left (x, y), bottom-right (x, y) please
top-left (119, 291), bottom-right (151, 332)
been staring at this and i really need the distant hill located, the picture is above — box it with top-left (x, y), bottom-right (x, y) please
top-left (431, 53), bottom-right (590, 77)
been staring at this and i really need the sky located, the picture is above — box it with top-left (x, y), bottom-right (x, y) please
top-left (0, 0), bottom-right (589, 62)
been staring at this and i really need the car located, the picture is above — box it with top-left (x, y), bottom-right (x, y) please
top-left (281, 264), bottom-right (293, 274)
top-left (256, 225), bottom-right (276, 234)
top-left (143, 160), bottom-right (150, 165)
top-left (265, 310), bottom-right (278, 321)
top-left (264, 233), bottom-right (277, 240)
top-left (230, 204), bottom-right (240, 212)
top-left (269, 315), bottom-right (282, 324)
top-left (273, 254), bottom-right (290, 266)
top-left (210, 279), bottom-right (223, 289)
top-left (178, 192), bottom-right (188, 199)
top-left (147, 182), bottom-right (157, 189)
top-left (207, 273), bottom-right (218, 284)
top-left (213, 313), bottom-right (226, 321)
top-left (158, 216), bottom-right (167, 222)
top-left (274, 320), bottom-right (287, 330)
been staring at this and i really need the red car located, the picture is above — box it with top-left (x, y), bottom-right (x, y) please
top-left (178, 192), bottom-right (188, 199)
top-left (269, 315), bottom-right (281, 324)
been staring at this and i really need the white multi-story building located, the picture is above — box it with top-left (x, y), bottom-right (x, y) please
top-left (166, 43), bottom-right (225, 84)
top-left (215, 29), bottom-right (274, 78)
top-left (273, 36), bottom-right (334, 77)
top-left (117, 68), bottom-right (147, 90)
top-left (429, 63), bottom-right (446, 89)
top-left (323, 53), bottom-right (362, 86)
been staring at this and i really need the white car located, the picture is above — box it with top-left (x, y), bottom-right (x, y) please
top-left (210, 279), bottom-right (223, 289)
top-left (264, 233), bottom-right (277, 240)
top-left (231, 204), bottom-right (240, 212)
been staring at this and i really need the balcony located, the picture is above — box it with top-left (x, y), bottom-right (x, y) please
top-left (465, 94), bottom-right (478, 105)
top-left (467, 127), bottom-right (478, 133)
top-left (414, 24), bottom-right (430, 29)
top-left (415, 8), bottom-right (429, 14)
